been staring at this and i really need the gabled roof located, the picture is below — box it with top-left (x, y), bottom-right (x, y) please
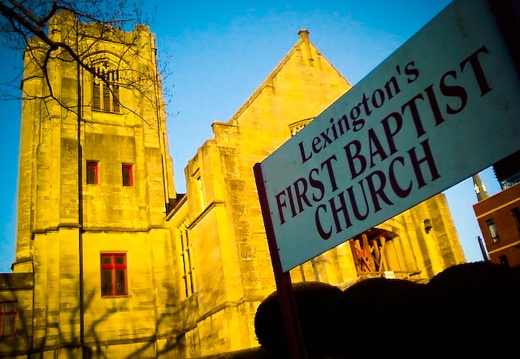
top-left (225, 29), bottom-right (350, 126)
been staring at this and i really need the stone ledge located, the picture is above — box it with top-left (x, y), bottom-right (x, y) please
top-left (0, 273), bottom-right (34, 290)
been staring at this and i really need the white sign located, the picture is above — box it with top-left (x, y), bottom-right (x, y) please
top-left (256, 0), bottom-right (520, 272)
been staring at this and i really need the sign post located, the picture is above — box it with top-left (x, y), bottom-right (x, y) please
top-left (253, 164), bottom-right (308, 359)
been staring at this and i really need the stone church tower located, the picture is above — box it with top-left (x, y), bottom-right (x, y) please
top-left (1, 11), bottom-right (465, 359)
top-left (6, 10), bottom-right (180, 358)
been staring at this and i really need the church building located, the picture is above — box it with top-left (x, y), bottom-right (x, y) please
top-left (0, 11), bottom-right (465, 358)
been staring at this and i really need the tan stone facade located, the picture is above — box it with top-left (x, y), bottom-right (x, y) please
top-left (170, 30), bottom-right (465, 357)
top-left (1, 12), bottom-right (465, 359)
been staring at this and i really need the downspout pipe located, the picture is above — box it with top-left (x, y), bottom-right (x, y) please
top-left (477, 236), bottom-right (489, 262)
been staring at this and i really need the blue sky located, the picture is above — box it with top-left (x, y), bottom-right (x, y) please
top-left (0, 0), bottom-right (502, 272)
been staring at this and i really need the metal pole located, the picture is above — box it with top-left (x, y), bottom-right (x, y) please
top-left (477, 236), bottom-right (489, 262)
top-left (75, 17), bottom-right (85, 356)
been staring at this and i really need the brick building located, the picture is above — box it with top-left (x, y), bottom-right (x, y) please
top-left (474, 151), bottom-right (520, 267)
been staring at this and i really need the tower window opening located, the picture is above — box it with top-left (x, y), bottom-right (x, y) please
top-left (92, 64), bottom-right (120, 113)
top-left (122, 164), bottom-right (133, 186)
top-left (86, 161), bottom-right (99, 185)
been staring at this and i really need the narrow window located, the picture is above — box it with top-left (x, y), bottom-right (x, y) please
top-left (92, 64), bottom-right (120, 113)
top-left (0, 302), bottom-right (17, 338)
top-left (122, 164), bottom-right (133, 186)
top-left (93, 81), bottom-right (101, 110)
top-left (498, 255), bottom-right (509, 267)
top-left (179, 219), bottom-right (195, 297)
top-left (113, 84), bottom-right (120, 113)
top-left (512, 207), bottom-right (520, 231)
top-left (193, 171), bottom-right (204, 210)
top-left (100, 253), bottom-right (128, 296)
top-left (486, 219), bottom-right (499, 243)
top-left (102, 85), bottom-right (111, 112)
top-left (86, 161), bottom-right (99, 185)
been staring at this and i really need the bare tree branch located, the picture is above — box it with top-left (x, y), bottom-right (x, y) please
top-left (0, 1), bottom-right (58, 49)
top-left (0, 0), bottom-right (171, 127)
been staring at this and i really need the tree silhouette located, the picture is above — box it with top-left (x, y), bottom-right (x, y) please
top-left (0, 0), bottom-right (172, 122)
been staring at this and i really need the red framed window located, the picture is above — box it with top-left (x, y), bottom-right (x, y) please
top-left (122, 164), bottom-right (133, 186)
top-left (100, 253), bottom-right (128, 296)
top-left (86, 161), bottom-right (99, 185)
top-left (0, 302), bottom-right (17, 338)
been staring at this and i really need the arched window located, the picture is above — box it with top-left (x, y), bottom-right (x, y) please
top-left (92, 62), bottom-right (120, 113)
top-left (289, 118), bottom-right (313, 136)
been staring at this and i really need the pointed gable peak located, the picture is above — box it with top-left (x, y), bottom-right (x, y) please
top-left (298, 29), bottom-right (310, 41)
top-left (225, 28), bottom-right (349, 125)
top-left (297, 29), bottom-right (314, 65)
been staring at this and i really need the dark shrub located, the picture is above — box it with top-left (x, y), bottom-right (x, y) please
top-left (338, 277), bottom-right (425, 356)
top-left (254, 264), bottom-right (520, 357)
top-left (423, 262), bottom-right (520, 355)
top-left (254, 281), bottom-right (343, 357)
